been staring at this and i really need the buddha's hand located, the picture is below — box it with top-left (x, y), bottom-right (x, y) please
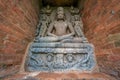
top-left (48, 33), bottom-right (57, 37)
top-left (58, 34), bottom-right (73, 41)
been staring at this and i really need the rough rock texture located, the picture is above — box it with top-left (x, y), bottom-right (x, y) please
top-left (82, 0), bottom-right (120, 79)
top-left (0, 0), bottom-right (40, 76)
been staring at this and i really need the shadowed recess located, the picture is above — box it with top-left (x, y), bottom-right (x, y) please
top-left (42, 0), bottom-right (80, 7)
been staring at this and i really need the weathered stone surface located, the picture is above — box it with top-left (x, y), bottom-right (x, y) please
top-left (25, 7), bottom-right (97, 72)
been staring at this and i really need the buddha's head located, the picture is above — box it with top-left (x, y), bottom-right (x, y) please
top-left (56, 7), bottom-right (65, 20)
top-left (57, 7), bottom-right (64, 12)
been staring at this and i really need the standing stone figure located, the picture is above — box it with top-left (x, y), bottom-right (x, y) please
top-left (73, 15), bottom-right (87, 42)
top-left (39, 15), bottom-right (49, 37)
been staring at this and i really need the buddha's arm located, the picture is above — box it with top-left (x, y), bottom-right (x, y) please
top-left (68, 22), bottom-right (75, 36)
top-left (47, 22), bottom-right (57, 37)
top-left (62, 22), bottom-right (75, 37)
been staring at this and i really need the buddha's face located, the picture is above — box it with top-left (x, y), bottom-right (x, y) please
top-left (57, 13), bottom-right (64, 20)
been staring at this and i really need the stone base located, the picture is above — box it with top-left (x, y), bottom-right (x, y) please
top-left (5, 72), bottom-right (116, 80)
top-left (23, 42), bottom-right (98, 72)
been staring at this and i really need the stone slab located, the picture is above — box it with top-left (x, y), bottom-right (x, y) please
top-left (31, 48), bottom-right (89, 54)
top-left (31, 42), bottom-right (94, 48)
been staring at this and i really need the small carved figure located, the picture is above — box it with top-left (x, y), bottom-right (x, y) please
top-left (41, 5), bottom-right (52, 15)
top-left (70, 6), bottom-right (79, 15)
top-left (38, 15), bottom-right (48, 37)
top-left (73, 15), bottom-right (88, 42)
top-left (74, 15), bottom-right (83, 30)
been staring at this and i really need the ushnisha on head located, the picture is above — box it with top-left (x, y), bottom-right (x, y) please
top-left (57, 7), bottom-right (65, 14)
top-left (57, 7), bottom-right (64, 12)
top-left (56, 7), bottom-right (65, 20)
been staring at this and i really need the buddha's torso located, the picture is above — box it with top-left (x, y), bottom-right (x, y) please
top-left (53, 21), bottom-right (68, 36)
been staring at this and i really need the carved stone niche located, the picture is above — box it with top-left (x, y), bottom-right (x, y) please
top-left (22, 7), bottom-right (98, 72)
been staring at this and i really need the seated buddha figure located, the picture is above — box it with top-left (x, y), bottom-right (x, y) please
top-left (47, 7), bottom-right (75, 41)
top-left (35, 7), bottom-right (87, 43)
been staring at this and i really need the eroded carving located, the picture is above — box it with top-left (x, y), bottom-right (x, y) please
top-left (70, 6), bottom-right (79, 15)
top-left (26, 7), bottom-right (97, 72)
top-left (41, 5), bottom-right (52, 15)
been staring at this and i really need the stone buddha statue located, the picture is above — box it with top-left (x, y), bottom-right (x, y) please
top-left (47, 7), bottom-right (75, 40)
top-left (35, 7), bottom-right (87, 43)
top-left (27, 7), bottom-right (96, 72)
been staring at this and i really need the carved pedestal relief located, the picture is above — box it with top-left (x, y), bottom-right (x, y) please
top-left (25, 6), bottom-right (97, 72)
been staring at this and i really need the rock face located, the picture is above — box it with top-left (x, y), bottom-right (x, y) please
top-left (23, 6), bottom-right (98, 72)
